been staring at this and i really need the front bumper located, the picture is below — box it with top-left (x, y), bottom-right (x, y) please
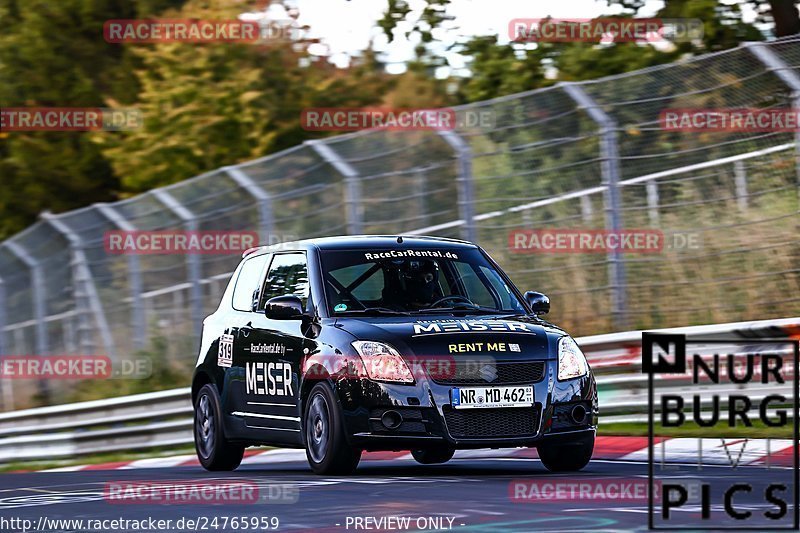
top-left (334, 358), bottom-right (597, 451)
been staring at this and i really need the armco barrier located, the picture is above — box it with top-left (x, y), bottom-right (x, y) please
top-left (0, 317), bottom-right (796, 463)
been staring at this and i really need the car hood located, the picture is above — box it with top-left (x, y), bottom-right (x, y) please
top-left (335, 314), bottom-right (558, 361)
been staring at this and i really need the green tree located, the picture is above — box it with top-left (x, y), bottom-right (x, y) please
top-left (378, 0), bottom-right (453, 74)
top-left (0, 0), bottom-right (192, 239)
top-left (102, 0), bottom-right (390, 193)
top-left (451, 0), bottom-right (769, 103)
top-left (0, 0), bottom-right (150, 239)
top-left (454, 35), bottom-right (548, 103)
top-left (609, 0), bottom-right (798, 40)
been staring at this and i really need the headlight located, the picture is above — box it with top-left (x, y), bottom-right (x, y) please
top-left (351, 341), bottom-right (414, 384)
top-left (558, 336), bottom-right (589, 381)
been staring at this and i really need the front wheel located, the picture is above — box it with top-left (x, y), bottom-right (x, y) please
top-left (194, 384), bottom-right (245, 471)
top-left (304, 383), bottom-right (361, 475)
top-left (411, 447), bottom-right (455, 465)
top-left (537, 434), bottom-right (594, 472)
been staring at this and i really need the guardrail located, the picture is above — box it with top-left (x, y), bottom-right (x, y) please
top-left (1, 317), bottom-right (797, 463)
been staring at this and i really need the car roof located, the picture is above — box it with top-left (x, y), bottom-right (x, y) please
top-left (242, 235), bottom-right (478, 257)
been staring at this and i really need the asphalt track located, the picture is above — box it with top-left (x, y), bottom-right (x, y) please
top-left (0, 456), bottom-right (795, 532)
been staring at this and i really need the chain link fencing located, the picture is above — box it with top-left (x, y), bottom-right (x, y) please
top-left (0, 37), bottom-right (798, 409)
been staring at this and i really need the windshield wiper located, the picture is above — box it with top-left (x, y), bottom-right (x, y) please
top-left (417, 304), bottom-right (519, 315)
top-left (335, 307), bottom-right (412, 316)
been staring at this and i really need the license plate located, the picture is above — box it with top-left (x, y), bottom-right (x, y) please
top-left (451, 385), bottom-right (534, 409)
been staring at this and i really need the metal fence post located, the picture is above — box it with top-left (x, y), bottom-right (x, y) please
top-left (580, 195), bottom-right (594, 223)
top-left (0, 275), bottom-right (5, 357)
top-left (12, 329), bottom-right (23, 358)
top-left (306, 140), bottom-right (363, 235)
top-left (94, 203), bottom-right (146, 350)
top-left (733, 161), bottom-right (749, 211)
top-left (0, 274), bottom-right (7, 413)
top-left (42, 212), bottom-right (116, 360)
top-left (562, 82), bottom-right (628, 330)
top-left (151, 190), bottom-right (204, 338)
top-left (437, 130), bottom-right (477, 243)
top-left (646, 181), bottom-right (660, 226)
top-left (0, 275), bottom-right (7, 411)
top-left (414, 169), bottom-right (430, 229)
top-left (746, 42), bottom-right (800, 205)
top-left (3, 240), bottom-right (50, 402)
top-left (223, 166), bottom-right (275, 245)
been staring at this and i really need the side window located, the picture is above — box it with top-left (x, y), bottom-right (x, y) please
top-left (261, 253), bottom-right (310, 307)
top-left (479, 266), bottom-right (524, 311)
top-left (453, 262), bottom-right (495, 307)
top-left (232, 254), bottom-right (270, 311)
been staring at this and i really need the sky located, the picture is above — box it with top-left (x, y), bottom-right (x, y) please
top-left (247, 0), bottom-right (651, 71)
top-left (245, 0), bottom-right (760, 74)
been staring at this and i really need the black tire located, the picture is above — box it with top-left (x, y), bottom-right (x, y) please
top-left (304, 382), bottom-right (361, 475)
top-left (537, 434), bottom-right (594, 472)
top-left (194, 383), bottom-right (245, 471)
top-left (411, 447), bottom-right (455, 465)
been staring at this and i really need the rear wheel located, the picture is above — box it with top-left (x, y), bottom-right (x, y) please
top-left (194, 384), bottom-right (244, 471)
top-left (537, 433), bottom-right (594, 472)
top-left (304, 383), bottom-right (361, 475)
top-left (411, 447), bottom-right (455, 465)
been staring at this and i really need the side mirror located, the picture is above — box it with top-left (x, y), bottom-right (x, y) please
top-left (524, 291), bottom-right (550, 315)
top-left (265, 295), bottom-right (305, 320)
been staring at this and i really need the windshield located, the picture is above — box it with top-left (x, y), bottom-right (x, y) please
top-left (320, 248), bottom-right (526, 316)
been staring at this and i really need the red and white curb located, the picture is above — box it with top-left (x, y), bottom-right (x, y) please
top-left (35, 437), bottom-right (796, 473)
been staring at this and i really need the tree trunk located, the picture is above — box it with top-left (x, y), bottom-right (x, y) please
top-left (769, 0), bottom-right (800, 37)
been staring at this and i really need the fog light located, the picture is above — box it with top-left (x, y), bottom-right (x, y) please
top-left (570, 404), bottom-right (587, 425)
top-left (381, 410), bottom-right (403, 430)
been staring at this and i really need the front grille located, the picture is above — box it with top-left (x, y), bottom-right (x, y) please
top-left (431, 361), bottom-right (545, 385)
top-left (443, 406), bottom-right (540, 438)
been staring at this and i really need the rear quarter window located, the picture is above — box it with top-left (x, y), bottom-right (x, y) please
top-left (232, 254), bottom-right (270, 311)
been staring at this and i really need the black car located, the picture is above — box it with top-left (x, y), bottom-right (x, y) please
top-left (192, 235), bottom-right (597, 475)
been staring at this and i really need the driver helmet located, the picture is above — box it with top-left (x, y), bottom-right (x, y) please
top-left (397, 259), bottom-right (439, 305)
